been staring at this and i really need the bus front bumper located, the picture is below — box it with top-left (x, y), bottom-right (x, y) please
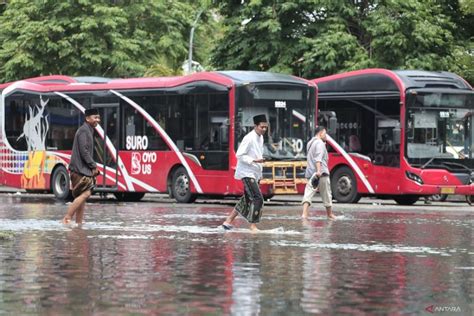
top-left (405, 183), bottom-right (474, 196)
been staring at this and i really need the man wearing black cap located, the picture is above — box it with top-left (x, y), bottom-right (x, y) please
top-left (301, 126), bottom-right (336, 220)
top-left (222, 114), bottom-right (268, 232)
top-left (62, 108), bottom-right (101, 225)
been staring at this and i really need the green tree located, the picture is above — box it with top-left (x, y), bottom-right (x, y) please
top-left (460, 0), bottom-right (474, 14)
top-left (0, 0), bottom-right (217, 82)
top-left (144, 0), bottom-right (221, 76)
top-left (450, 0), bottom-right (474, 84)
top-left (212, 0), bottom-right (473, 82)
top-left (211, 1), bottom-right (316, 75)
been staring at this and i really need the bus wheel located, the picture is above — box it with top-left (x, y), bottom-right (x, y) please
top-left (263, 194), bottom-right (274, 201)
top-left (114, 192), bottom-right (145, 202)
top-left (393, 195), bottom-right (419, 205)
top-left (331, 166), bottom-right (361, 203)
top-left (171, 167), bottom-right (197, 203)
top-left (51, 166), bottom-right (72, 201)
top-left (431, 194), bottom-right (448, 202)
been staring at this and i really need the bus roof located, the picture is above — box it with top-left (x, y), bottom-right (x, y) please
top-left (217, 71), bottom-right (311, 86)
top-left (313, 68), bottom-right (472, 94)
top-left (0, 71), bottom-right (313, 93)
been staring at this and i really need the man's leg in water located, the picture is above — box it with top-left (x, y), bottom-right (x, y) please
top-left (301, 202), bottom-right (310, 219)
top-left (62, 190), bottom-right (91, 224)
top-left (223, 178), bottom-right (263, 230)
top-left (245, 178), bottom-right (263, 231)
top-left (320, 177), bottom-right (336, 220)
top-left (223, 178), bottom-right (251, 228)
top-left (74, 190), bottom-right (91, 224)
top-left (326, 206), bottom-right (336, 220)
top-left (301, 182), bottom-right (316, 218)
top-left (223, 209), bottom-right (239, 227)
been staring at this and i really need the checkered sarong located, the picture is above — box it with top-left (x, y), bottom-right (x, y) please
top-left (234, 177), bottom-right (264, 223)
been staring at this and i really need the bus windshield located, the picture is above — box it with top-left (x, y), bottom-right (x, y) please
top-left (406, 91), bottom-right (474, 168)
top-left (235, 84), bottom-right (315, 160)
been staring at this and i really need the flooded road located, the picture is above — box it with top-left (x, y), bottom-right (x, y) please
top-left (0, 194), bottom-right (473, 315)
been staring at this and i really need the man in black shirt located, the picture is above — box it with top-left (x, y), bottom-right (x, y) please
top-left (62, 108), bottom-right (100, 225)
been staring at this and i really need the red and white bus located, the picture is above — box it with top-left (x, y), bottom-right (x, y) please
top-left (0, 71), bottom-right (315, 202)
top-left (313, 68), bottom-right (474, 205)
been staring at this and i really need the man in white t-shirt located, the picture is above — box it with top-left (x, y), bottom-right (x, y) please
top-left (222, 114), bottom-right (268, 232)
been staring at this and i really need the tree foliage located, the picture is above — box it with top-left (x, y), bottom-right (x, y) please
top-left (0, 0), bottom-right (219, 82)
top-left (212, 0), bottom-right (474, 83)
top-left (0, 1), bottom-right (471, 83)
top-left (144, 0), bottom-right (221, 76)
top-left (460, 0), bottom-right (474, 14)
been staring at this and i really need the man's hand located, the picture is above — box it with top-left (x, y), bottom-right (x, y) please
top-left (315, 161), bottom-right (322, 178)
top-left (93, 168), bottom-right (100, 176)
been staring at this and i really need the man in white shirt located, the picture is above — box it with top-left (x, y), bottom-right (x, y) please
top-left (222, 114), bottom-right (268, 232)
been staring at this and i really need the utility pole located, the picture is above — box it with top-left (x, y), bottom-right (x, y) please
top-left (188, 9), bottom-right (203, 74)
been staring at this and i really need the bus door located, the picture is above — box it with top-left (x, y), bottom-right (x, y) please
top-left (93, 103), bottom-right (120, 192)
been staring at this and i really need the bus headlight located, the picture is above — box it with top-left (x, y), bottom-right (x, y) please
top-left (406, 171), bottom-right (424, 184)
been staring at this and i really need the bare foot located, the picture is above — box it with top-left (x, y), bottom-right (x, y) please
top-left (301, 218), bottom-right (310, 227)
top-left (301, 213), bottom-right (309, 219)
top-left (62, 217), bottom-right (71, 225)
top-left (221, 222), bottom-right (233, 230)
top-left (327, 214), bottom-right (337, 221)
top-left (249, 224), bottom-right (259, 232)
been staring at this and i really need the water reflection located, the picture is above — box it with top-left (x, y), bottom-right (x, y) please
top-left (0, 198), bottom-right (472, 314)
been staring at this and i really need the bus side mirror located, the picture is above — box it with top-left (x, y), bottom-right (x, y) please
top-left (220, 124), bottom-right (228, 143)
top-left (393, 127), bottom-right (401, 145)
top-left (328, 116), bottom-right (337, 137)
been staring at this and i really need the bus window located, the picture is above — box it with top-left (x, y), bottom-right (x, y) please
top-left (46, 97), bottom-right (83, 150)
top-left (164, 94), bottom-right (181, 149)
top-left (184, 93), bottom-right (230, 170)
top-left (374, 98), bottom-right (400, 167)
top-left (208, 93), bottom-right (229, 150)
top-left (195, 94), bottom-right (209, 150)
top-left (407, 108), bottom-right (473, 160)
top-left (130, 94), bottom-right (168, 151)
top-left (5, 97), bottom-right (28, 151)
top-left (123, 91), bottom-right (229, 169)
top-left (318, 99), bottom-right (367, 154)
top-left (182, 95), bottom-right (195, 151)
top-left (235, 84), bottom-right (312, 160)
top-left (5, 94), bottom-right (52, 152)
top-left (318, 97), bottom-right (400, 166)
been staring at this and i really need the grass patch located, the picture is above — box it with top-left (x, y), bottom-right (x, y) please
top-left (0, 231), bottom-right (14, 240)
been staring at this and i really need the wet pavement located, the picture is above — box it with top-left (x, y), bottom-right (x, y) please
top-left (0, 193), bottom-right (473, 315)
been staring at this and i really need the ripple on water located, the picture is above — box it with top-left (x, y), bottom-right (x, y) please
top-left (271, 240), bottom-right (462, 256)
top-left (0, 219), bottom-right (301, 236)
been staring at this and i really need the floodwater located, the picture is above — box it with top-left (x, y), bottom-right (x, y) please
top-left (0, 195), bottom-right (473, 315)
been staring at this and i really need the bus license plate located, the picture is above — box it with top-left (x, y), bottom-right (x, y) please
top-left (440, 187), bottom-right (455, 194)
